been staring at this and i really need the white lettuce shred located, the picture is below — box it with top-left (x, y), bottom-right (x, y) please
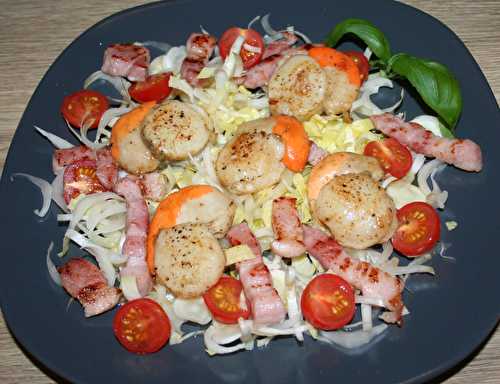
top-left (149, 46), bottom-right (187, 75)
top-left (46, 242), bottom-right (62, 286)
top-left (11, 173), bottom-right (52, 217)
top-left (351, 72), bottom-right (404, 120)
top-left (35, 126), bottom-right (73, 149)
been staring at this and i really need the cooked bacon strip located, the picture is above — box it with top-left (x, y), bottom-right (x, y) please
top-left (180, 33), bottom-right (217, 87)
top-left (58, 258), bottom-right (120, 317)
top-left (227, 223), bottom-right (286, 325)
top-left (271, 197), bottom-right (306, 258)
top-left (101, 44), bottom-right (150, 81)
top-left (261, 32), bottom-right (298, 60)
top-left (53, 145), bottom-right (95, 174)
top-left (303, 225), bottom-right (404, 325)
top-left (242, 47), bottom-right (306, 89)
top-left (307, 142), bottom-right (328, 166)
top-left (370, 113), bottom-right (482, 172)
top-left (139, 172), bottom-right (170, 202)
top-left (114, 176), bottom-right (152, 297)
top-left (95, 148), bottom-right (118, 189)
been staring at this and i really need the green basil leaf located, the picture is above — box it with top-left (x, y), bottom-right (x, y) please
top-left (325, 18), bottom-right (392, 63)
top-left (389, 53), bottom-right (462, 129)
top-left (438, 120), bottom-right (455, 138)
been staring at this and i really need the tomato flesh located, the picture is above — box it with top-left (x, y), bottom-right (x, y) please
top-left (218, 27), bottom-right (264, 69)
top-left (364, 138), bottom-right (413, 179)
top-left (203, 276), bottom-right (250, 324)
top-left (61, 89), bottom-right (109, 129)
top-left (344, 50), bottom-right (370, 83)
top-left (392, 202), bottom-right (441, 256)
top-left (301, 274), bottom-right (355, 330)
top-left (113, 298), bottom-right (171, 354)
top-left (129, 72), bottom-right (172, 103)
top-left (63, 159), bottom-right (107, 203)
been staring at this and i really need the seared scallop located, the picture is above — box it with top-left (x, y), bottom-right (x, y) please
top-left (215, 118), bottom-right (285, 195)
top-left (141, 100), bottom-right (209, 161)
top-left (268, 55), bottom-right (327, 121)
top-left (322, 66), bottom-right (360, 116)
top-left (307, 152), bottom-right (384, 202)
top-left (314, 172), bottom-right (397, 249)
top-left (155, 223), bottom-right (225, 298)
top-left (114, 126), bottom-right (160, 174)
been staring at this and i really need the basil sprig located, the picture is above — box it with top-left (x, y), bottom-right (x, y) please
top-left (325, 18), bottom-right (462, 131)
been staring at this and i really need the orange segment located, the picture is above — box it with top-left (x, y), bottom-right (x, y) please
top-left (308, 47), bottom-right (361, 87)
top-left (272, 115), bottom-right (310, 172)
top-left (110, 101), bottom-right (156, 161)
top-left (146, 185), bottom-right (214, 274)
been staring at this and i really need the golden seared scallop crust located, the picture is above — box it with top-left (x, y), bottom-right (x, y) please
top-left (268, 55), bottom-right (327, 121)
top-left (307, 152), bottom-right (384, 202)
top-left (322, 66), bottom-right (359, 116)
top-left (116, 127), bottom-right (160, 174)
top-left (141, 100), bottom-right (209, 161)
top-left (314, 172), bottom-right (397, 249)
top-left (215, 118), bottom-right (285, 195)
top-left (155, 223), bottom-right (225, 299)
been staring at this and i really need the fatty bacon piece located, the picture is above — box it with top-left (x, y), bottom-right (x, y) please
top-left (303, 225), bottom-right (405, 325)
top-left (101, 44), bottom-right (150, 82)
top-left (114, 176), bottom-right (153, 297)
top-left (52, 145), bottom-right (95, 174)
top-left (370, 113), bottom-right (482, 172)
top-left (180, 33), bottom-right (217, 87)
top-left (58, 258), bottom-right (120, 317)
top-left (227, 223), bottom-right (286, 325)
top-left (95, 148), bottom-right (118, 189)
top-left (271, 197), bottom-right (306, 258)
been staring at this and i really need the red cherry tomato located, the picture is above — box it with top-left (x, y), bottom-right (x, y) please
top-left (218, 27), bottom-right (265, 69)
top-left (113, 298), bottom-right (171, 354)
top-left (392, 202), bottom-right (441, 257)
top-left (301, 274), bottom-right (355, 330)
top-left (364, 138), bottom-right (413, 179)
top-left (63, 159), bottom-right (107, 203)
top-left (203, 276), bottom-right (250, 324)
top-left (344, 50), bottom-right (370, 83)
top-left (61, 89), bottom-right (109, 129)
top-left (129, 72), bottom-right (172, 103)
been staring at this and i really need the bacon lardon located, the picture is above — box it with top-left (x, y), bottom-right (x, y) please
top-left (227, 223), bottom-right (286, 325)
top-left (53, 145), bottom-right (95, 174)
top-left (58, 258), bottom-right (120, 317)
top-left (101, 44), bottom-right (150, 82)
top-left (261, 32), bottom-right (298, 60)
top-left (180, 33), bottom-right (217, 87)
top-left (271, 197), bottom-right (306, 258)
top-left (303, 225), bottom-right (404, 325)
top-left (95, 148), bottom-right (118, 189)
top-left (370, 113), bottom-right (482, 172)
top-left (114, 176), bottom-right (152, 297)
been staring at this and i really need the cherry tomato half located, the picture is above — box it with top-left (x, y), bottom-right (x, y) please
top-left (344, 50), bottom-right (370, 83)
top-left (219, 27), bottom-right (265, 69)
top-left (113, 298), bottom-right (171, 354)
top-left (301, 274), bottom-right (355, 330)
top-left (63, 159), bottom-right (107, 203)
top-left (61, 89), bottom-right (109, 129)
top-left (392, 202), bottom-right (441, 257)
top-left (129, 72), bottom-right (172, 103)
top-left (364, 138), bottom-right (413, 179)
top-left (203, 276), bottom-right (250, 324)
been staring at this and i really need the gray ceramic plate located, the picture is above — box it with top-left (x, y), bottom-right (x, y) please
top-left (0, 1), bottom-right (498, 383)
